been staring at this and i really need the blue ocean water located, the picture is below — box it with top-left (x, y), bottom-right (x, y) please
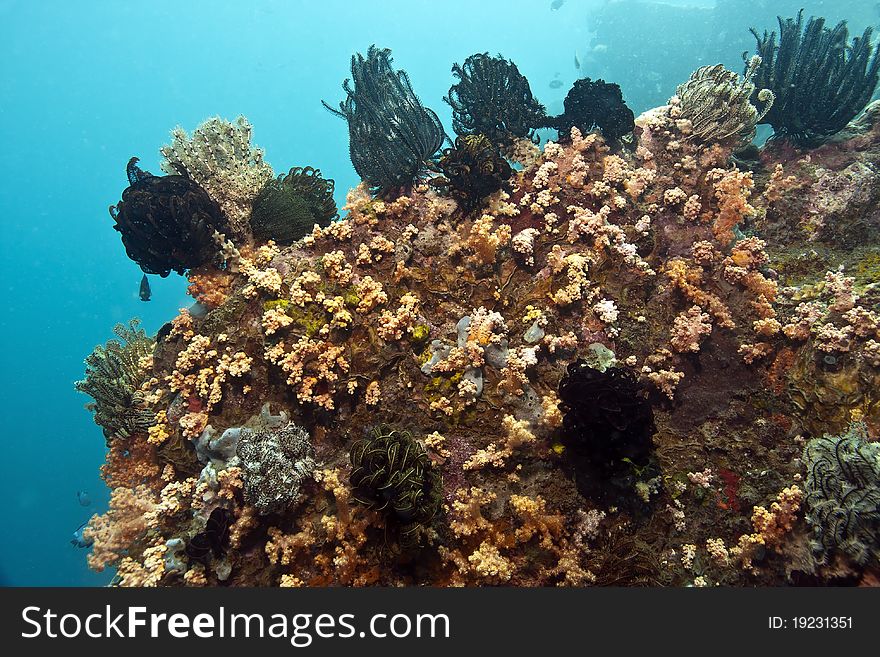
top-left (0, 0), bottom-right (875, 586)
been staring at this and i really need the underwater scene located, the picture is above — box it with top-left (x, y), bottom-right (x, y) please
top-left (3, 0), bottom-right (880, 587)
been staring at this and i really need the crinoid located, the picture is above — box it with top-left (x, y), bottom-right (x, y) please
top-left (110, 157), bottom-right (227, 277)
top-left (675, 59), bottom-right (774, 147)
top-left (431, 134), bottom-right (513, 212)
top-left (444, 52), bottom-right (548, 147)
top-left (323, 46), bottom-right (445, 196)
top-left (748, 11), bottom-right (880, 145)
top-left (550, 78), bottom-right (635, 142)
top-left (557, 360), bottom-right (657, 504)
top-left (75, 318), bottom-right (156, 443)
top-left (236, 421), bottom-right (316, 515)
top-left (251, 166), bottom-right (338, 244)
top-left (349, 425), bottom-right (443, 546)
top-left (185, 508), bottom-right (233, 566)
top-left (803, 423), bottom-right (880, 566)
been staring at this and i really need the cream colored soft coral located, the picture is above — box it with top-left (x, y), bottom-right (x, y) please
top-left (321, 250), bottom-right (353, 285)
top-left (160, 116), bottom-right (273, 237)
top-left (262, 308), bottom-right (293, 335)
top-left (239, 257), bottom-right (283, 295)
top-left (463, 415), bottom-right (536, 470)
top-left (670, 305), bottom-right (713, 353)
top-left (377, 293), bottom-right (421, 341)
top-left (466, 214), bottom-right (511, 266)
top-left (449, 487), bottom-right (496, 537)
top-left (730, 486), bottom-right (802, 572)
top-left (355, 276), bottom-right (387, 313)
top-left (509, 495), bottom-right (564, 550)
top-left (511, 228), bottom-right (540, 267)
top-left (467, 541), bottom-right (514, 582)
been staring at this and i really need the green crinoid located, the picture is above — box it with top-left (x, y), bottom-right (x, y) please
top-left (349, 425), bottom-right (443, 546)
top-left (75, 319), bottom-right (156, 443)
top-left (251, 166), bottom-right (338, 245)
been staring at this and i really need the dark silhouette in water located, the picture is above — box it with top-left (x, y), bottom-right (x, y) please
top-left (76, 490), bottom-right (91, 507)
top-left (139, 274), bottom-right (151, 302)
top-left (550, 78), bottom-right (635, 141)
top-left (557, 360), bottom-right (657, 506)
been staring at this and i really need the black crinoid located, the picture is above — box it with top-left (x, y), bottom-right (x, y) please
top-left (109, 157), bottom-right (227, 277)
top-left (431, 134), bottom-right (513, 212)
top-left (803, 423), bottom-right (880, 566)
top-left (251, 166), bottom-right (338, 245)
top-left (444, 53), bottom-right (548, 147)
top-left (185, 507), bottom-right (233, 567)
top-left (557, 360), bottom-right (657, 505)
top-left (323, 45), bottom-right (446, 197)
top-left (748, 11), bottom-right (880, 146)
top-left (550, 78), bottom-right (635, 142)
top-left (349, 425), bottom-right (443, 547)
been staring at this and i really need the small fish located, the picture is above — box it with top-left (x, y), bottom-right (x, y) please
top-left (549, 79), bottom-right (564, 89)
top-left (550, 0), bottom-right (564, 9)
top-left (71, 521), bottom-right (94, 548)
top-left (574, 51), bottom-right (581, 70)
top-left (139, 273), bottom-right (151, 302)
top-left (76, 490), bottom-right (91, 507)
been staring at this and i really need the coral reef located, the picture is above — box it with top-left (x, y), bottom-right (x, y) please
top-left (324, 45), bottom-right (445, 195)
top-left (81, 25), bottom-right (880, 586)
top-left (749, 11), bottom-right (880, 145)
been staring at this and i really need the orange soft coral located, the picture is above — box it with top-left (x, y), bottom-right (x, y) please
top-left (708, 167), bottom-right (755, 245)
top-left (187, 266), bottom-right (236, 309)
top-left (84, 485), bottom-right (158, 572)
